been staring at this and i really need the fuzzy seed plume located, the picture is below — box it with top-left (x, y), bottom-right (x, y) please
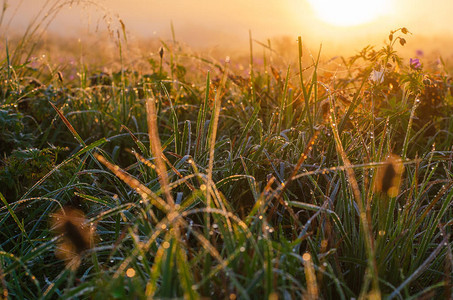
top-left (52, 206), bottom-right (94, 270)
top-left (374, 154), bottom-right (404, 197)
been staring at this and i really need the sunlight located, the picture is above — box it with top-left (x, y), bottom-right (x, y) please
top-left (306, 0), bottom-right (391, 27)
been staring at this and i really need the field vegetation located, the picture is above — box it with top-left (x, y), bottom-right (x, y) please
top-left (0, 1), bottom-right (452, 299)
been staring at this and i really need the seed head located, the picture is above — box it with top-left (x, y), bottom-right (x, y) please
top-left (52, 207), bottom-right (94, 270)
top-left (57, 71), bottom-right (64, 83)
top-left (374, 155), bottom-right (404, 197)
top-left (159, 47), bottom-right (164, 60)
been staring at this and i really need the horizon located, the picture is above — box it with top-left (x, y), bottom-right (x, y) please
top-left (4, 0), bottom-right (453, 58)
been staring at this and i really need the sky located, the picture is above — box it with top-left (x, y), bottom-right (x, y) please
top-left (4, 0), bottom-right (453, 55)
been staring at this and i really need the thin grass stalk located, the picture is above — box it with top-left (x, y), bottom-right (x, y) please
top-left (298, 37), bottom-right (312, 132)
top-left (206, 60), bottom-right (229, 215)
top-left (264, 235), bottom-right (273, 297)
top-left (42, 268), bottom-right (71, 299)
top-left (160, 83), bottom-right (180, 155)
top-left (337, 71), bottom-right (370, 135)
top-left (388, 235), bottom-right (448, 300)
top-left (249, 30), bottom-right (255, 104)
top-left (277, 66), bottom-right (290, 134)
top-left (263, 41), bottom-right (269, 90)
top-left (199, 64), bottom-right (232, 291)
top-left (401, 97), bottom-right (420, 160)
top-left (371, 94), bottom-right (376, 160)
top-left (146, 93), bottom-right (174, 207)
top-left (5, 39), bottom-right (10, 81)
top-left (0, 192), bottom-right (30, 242)
top-left (0, 260), bottom-right (7, 300)
top-left (370, 117), bottom-right (389, 196)
top-left (117, 30), bottom-right (128, 126)
top-left (303, 252), bottom-right (318, 300)
top-left (195, 72), bottom-right (210, 160)
top-left (328, 94), bottom-right (380, 298)
top-left (0, 1), bottom-right (8, 27)
top-left (146, 90), bottom-right (206, 297)
top-left (440, 226), bottom-right (452, 299)
top-left (267, 131), bottom-right (320, 227)
top-left (418, 145), bottom-right (437, 200)
top-left (309, 45), bottom-right (322, 134)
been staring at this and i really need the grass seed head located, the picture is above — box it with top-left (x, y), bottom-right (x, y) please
top-left (374, 154), bottom-right (404, 197)
top-left (52, 206), bottom-right (94, 270)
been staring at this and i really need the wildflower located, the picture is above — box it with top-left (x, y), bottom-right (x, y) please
top-left (416, 49), bottom-right (424, 57)
top-left (51, 206), bottom-right (95, 270)
top-left (369, 70), bottom-right (384, 84)
top-left (410, 58), bottom-right (422, 70)
top-left (374, 155), bottom-right (404, 197)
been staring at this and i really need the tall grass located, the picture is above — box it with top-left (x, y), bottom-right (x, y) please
top-left (0, 3), bottom-right (452, 299)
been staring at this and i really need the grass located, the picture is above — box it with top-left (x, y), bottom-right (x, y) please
top-left (1, 2), bottom-right (453, 299)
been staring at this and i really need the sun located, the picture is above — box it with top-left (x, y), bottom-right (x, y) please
top-left (307, 0), bottom-right (391, 27)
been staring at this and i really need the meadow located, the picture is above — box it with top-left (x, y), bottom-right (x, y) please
top-left (0, 3), bottom-right (453, 299)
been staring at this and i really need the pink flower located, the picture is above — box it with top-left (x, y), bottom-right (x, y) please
top-left (410, 58), bottom-right (422, 70)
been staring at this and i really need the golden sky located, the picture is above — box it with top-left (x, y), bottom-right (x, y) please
top-left (6, 0), bottom-right (453, 54)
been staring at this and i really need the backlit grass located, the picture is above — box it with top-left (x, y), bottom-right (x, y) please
top-left (0, 3), bottom-right (452, 299)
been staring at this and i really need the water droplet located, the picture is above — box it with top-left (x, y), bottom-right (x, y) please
top-left (126, 268), bottom-right (136, 278)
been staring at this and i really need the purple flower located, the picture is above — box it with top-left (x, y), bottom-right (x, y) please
top-left (415, 49), bottom-right (424, 57)
top-left (410, 58), bottom-right (422, 70)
